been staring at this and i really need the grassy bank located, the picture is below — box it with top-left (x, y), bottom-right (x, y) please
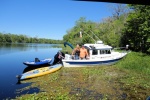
top-left (14, 52), bottom-right (150, 100)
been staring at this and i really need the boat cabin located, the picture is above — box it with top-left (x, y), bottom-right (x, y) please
top-left (84, 40), bottom-right (112, 57)
top-left (64, 40), bottom-right (121, 60)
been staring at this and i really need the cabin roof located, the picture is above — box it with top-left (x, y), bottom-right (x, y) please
top-left (84, 43), bottom-right (112, 50)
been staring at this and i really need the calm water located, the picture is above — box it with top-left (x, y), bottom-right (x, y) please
top-left (0, 43), bottom-right (62, 99)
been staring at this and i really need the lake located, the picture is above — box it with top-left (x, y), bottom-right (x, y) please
top-left (0, 43), bottom-right (62, 99)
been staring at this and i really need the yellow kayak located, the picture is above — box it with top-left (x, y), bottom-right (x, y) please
top-left (17, 64), bottom-right (62, 80)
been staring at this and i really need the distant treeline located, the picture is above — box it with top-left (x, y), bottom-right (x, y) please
top-left (0, 33), bottom-right (63, 44)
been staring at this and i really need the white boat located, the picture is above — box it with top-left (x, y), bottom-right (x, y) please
top-left (62, 30), bottom-right (129, 67)
top-left (62, 40), bottom-right (128, 67)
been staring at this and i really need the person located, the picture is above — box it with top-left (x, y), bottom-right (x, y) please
top-left (52, 51), bottom-right (65, 65)
top-left (72, 44), bottom-right (80, 60)
top-left (79, 45), bottom-right (88, 60)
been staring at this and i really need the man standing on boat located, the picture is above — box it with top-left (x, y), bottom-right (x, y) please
top-left (80, 45), bottom-right (89, 60)
top-left (72, 44), bottom-right (80, 60)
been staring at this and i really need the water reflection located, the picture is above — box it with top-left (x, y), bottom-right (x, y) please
top-left (0, 43), bottom-right (62, 100)
top-left (0, 43), bottom-right (61, 55)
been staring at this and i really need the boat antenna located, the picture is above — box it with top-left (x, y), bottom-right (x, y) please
top-left (89, 30), bottom-right (101, 41)
top-left (80, 28), bottom-right (96, 43)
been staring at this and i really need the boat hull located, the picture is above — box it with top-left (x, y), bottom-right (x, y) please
top-left (62, 56), bottom-right (125, 67)
top-left (18, 64), bottom-right (62, 80)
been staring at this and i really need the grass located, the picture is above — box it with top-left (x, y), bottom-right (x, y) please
top-left (13, 51), bottom-right (150, 100)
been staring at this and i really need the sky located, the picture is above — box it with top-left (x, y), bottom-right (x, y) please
top-left (0, 0), bottom-right (118, 40)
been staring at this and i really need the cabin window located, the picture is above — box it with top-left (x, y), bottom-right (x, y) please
top-left (92, 49), bottom-right (98, 55)
top-left (105, 50), bottom-right (107, 54)
top-left (100, 50), bottom-right (111, 54)
top-left (107, 50), bottom-right (111, 54)
top-left (100, 50), bottom-right (104, 54)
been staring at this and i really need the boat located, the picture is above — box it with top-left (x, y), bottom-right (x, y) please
top-left (62, 40), bottom-right (128, 67)
top-left (17, 64), bottom-right (62, 80)
top-left (23, 58), bottom-right (52, 66)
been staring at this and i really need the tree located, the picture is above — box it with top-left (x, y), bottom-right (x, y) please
top-left (108, 4), bottom-right (130, 20)
top-left (121, 5), bottom-right (150, 53)
top-left (3, 33), bottom-right (12, 43)
top-left (0, 33), bottom-right (5, 42)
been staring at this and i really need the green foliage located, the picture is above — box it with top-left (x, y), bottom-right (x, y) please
top-left (117, 52), bottom-right (150, 75)
top-left (63, 5), bottom-right (150, 54)
top-left (63, 14), bottom-right (127, 47)
top-left (63, 4), bottom-right (130, 48)
top-left (63, 17), bottom-right (95, 45)
top-left (121, 5), bottom-right (150, 53)
top-left (116, 52), bottom-right (150, 97)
